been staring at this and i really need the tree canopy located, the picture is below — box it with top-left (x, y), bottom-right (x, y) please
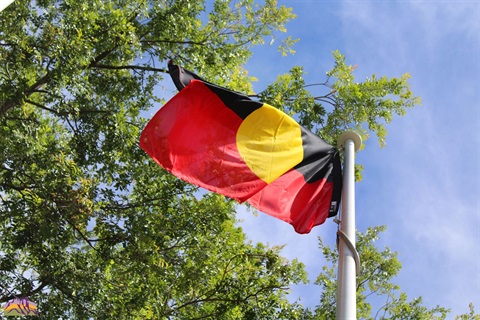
top-left (0, 1), bottom-right (306, 318)
top-left (1, 0), bottom-right (475, 319)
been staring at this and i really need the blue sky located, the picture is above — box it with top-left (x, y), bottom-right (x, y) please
top-left (1, 0), bottom-right (477, 317)
top-left (238, 1), bottom-right (479, 316)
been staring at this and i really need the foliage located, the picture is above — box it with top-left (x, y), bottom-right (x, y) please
top-left (0, 0), bottom-right (473, 319)
top-left (258, 50), bottom-right (420, 148)
top-left (0, 0), bottom-right (307, 318)
top-left (256, 50), bottom-right (420, 181)
top-left (313, 226), bottom-right (451, 319)
top-left (456, 304), bottom-right (480, 320)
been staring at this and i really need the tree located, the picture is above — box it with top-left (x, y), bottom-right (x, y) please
top-left (455, 304), bottom-right (480, 320)
top-left (308, 225), bottom-right (480, 319)
top-left (1, 0), bottom-right (475, 319)
top-left (1, 0), bottom-right (310, 318)
top-left (313, 226), bottom-right (449, 319)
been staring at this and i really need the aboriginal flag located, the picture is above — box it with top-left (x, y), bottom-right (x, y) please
top-left (140, 62), bottom-right (342, 234)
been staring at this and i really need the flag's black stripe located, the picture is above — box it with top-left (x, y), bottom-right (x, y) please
top-left (295, 128), bottom-right (342, 217)
top-left (169, 62), bottom-right (261, 119)
top-left (203, 82), bottom-right (262, 119)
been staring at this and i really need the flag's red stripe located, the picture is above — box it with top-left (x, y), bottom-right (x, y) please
top-left (248, 169), bottom-right (334, 234)
top-left (140, 81), bottom-right (267, 201)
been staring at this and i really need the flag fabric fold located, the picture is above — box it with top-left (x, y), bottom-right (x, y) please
top-left (140, 62), bottom-right (342, 234)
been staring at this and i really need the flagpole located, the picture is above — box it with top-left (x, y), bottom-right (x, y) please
top-left (336, 131), bottom-right (362, 320)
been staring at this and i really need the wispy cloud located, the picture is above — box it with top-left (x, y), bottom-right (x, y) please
top-left (241, 0), bottom-right (479, 315)
top-left (336, 1), bottom-right (480, 313)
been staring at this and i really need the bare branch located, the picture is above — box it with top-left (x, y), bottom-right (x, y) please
top-left (25, 99), bottom-right (58, 114)
top-left (141, 39), bottom-right (208, 46)
top-left (0, 281), bottom-right (49, 303)
top-left (93, 64), bottom-right (168, 73)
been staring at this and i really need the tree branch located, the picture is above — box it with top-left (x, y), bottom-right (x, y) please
top-left (25, 99), bottom-right (58, 114)
top-left (93, 64), bottom-right (168, 73)
top-left (64, 218), bottom-right (98, 252)
top-left (0, 281), bottom-right (49, 303)
top-left (141, 39), bottom-right (207, 46)
top-left (1, 41), bottom-right (121, 117)
top-left (1, 75), bottom-right (50, 117)
top-left (168, 285), bottom-right (288, 317)
top-left (0, 182), bottom-right (36, 192)
top-left (88, 47), bottom-right (117, 68)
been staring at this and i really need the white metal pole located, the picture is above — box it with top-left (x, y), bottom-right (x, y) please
top-left (336, 131), bottom-right (361, 320)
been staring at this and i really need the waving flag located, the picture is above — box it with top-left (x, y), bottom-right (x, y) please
top-left (140, 62), bottom-right (342, 233)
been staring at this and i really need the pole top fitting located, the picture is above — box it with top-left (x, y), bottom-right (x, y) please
top-left (337, 131), bottom-right (362, 151)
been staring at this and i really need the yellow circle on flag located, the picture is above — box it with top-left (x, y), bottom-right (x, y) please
top-left (236, 104), bottom-right (304, 183)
